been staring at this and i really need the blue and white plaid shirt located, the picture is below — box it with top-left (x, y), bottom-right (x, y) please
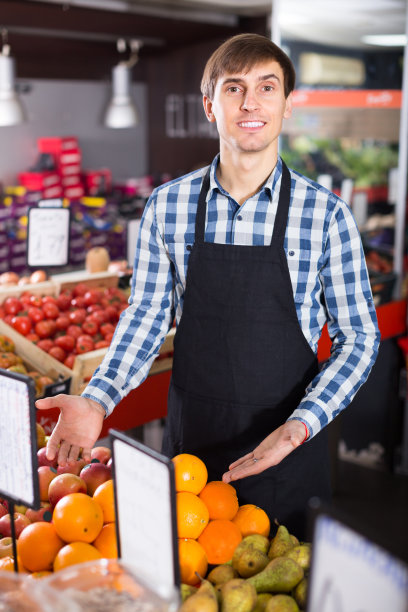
top-left (83, 154), bottom-right (380, 438)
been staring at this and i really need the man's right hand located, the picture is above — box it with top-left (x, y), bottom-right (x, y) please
top-left (35, 394), bottom-right (106, 466)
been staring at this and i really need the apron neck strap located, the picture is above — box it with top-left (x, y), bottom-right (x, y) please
top-left (194, 160), bottom-right (291, 247)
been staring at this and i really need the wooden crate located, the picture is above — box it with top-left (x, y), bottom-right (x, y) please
top-left (51, 269), bottom-right (119, 292)
top-left (70, 327), bottom-right (175, 395)
top-left (0, 280), bottom-right (56, 304)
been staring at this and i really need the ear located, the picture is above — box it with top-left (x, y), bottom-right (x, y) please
top-left (283, 92), bottom-right (293, 119)
top-left (203, 95), bottom-right (216, 123)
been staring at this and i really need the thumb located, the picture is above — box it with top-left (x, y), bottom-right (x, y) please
top-left (35, 394), bottom-right (69, 411)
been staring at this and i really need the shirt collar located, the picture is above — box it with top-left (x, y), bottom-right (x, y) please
top-left (208, 153), bottom-right (283, 200)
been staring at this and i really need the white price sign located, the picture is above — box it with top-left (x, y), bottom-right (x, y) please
top-left (0, 371), bottom-right (40, 507)
top-left (308, 512), bottom-right (408, 612)
top-left (110, 431), bottom-right (179, 600)
top-left (27, 206), bottom-right (70, 267)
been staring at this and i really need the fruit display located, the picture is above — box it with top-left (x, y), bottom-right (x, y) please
top-left (0, 435), bottom-right (116, 576)
top-left (0, 333), bottom-right (56, 397)
top-left (173, 453), bottom-right (310, 611)
top-left (0, 282), bottom-right (128, 368)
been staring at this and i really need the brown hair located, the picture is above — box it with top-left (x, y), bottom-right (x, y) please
top-left (201, 33), bottom-right (296, 100)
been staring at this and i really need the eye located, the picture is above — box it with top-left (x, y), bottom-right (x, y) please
top-left (226, 85), bottom-right (242, 94)
top-left (261, 84), bottom-right (275, 92)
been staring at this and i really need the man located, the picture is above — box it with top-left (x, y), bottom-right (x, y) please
top-left (37, 33), bottom-right (380, 537)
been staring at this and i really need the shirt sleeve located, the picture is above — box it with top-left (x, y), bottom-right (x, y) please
top-left (288, 199), bottom-right (381, 438)
top-left (81, 191), bottom-right (175, 415)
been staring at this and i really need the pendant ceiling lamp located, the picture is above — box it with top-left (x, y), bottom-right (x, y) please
top-left (103, 39), bottom-right (142, 129)
top-left (0, 30), bottom-right (26, 127)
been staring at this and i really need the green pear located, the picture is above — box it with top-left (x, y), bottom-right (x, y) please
top-left (234, 545), bottom-right (269, 578)
top-left (180, 583), bottom-right (198, 602)
top-left (253, 593), bottom-right (273, 612)
top-left (180, 578), bottom-right (218, 612)
top-left (268, 525), bottom-right (294, 560)
top-left (290, 535), bottom-right (299, 547)
top-left (220, 578), bottom-right (257, 612)
top-left (265, 594), bottom-right (299, 612)
top-left (247, 557), bottom-right (304, 593)
top-left (284, 545), bottom-right (311, 571)
top-left (207, 564), bottom-right (239, 585)
top-left (293, 577), bottom-right (307, 610)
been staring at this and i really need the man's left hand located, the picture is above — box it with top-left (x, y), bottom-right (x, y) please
top-left (222, 420), bottom-right (307, 483)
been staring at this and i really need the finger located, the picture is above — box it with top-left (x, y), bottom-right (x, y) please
top-left (67, 445), bottom-right (82, 463)
top-left (45, 429), bottom-right (62, 461)
top-left (56, 440), bottom-right (71, 466)
top-left (228, 451), bottom-right (254, 470)
top-left (223, 457), bottom-right (265, 483)
top-left (81, 447), bottom-right (93, 464)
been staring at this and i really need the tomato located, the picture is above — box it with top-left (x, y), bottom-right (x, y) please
top-left (27, 306), bottom-right (44, 323)
top-left (55, 314), bottom-right (70, 330)
top-left (37, 339), bottom-right (54, 352)
top-left (73, 282), bottom-right (89, 297)
top-left (19, 292), bottom-right (33, 307)
top-left (11, 315), bottom-right (32, 335)
top-left (41, 302), bottom-right (60, 320)
top-left (100, 323), bottom-right (115, 338)
top-left (64, 354), bottom-right (76, 369)
top-left (104, 332), bottom-right (114, 344)
top-left (66, 325), bottom-right (82, 339)
top-left (3, 314), bottom-right (14, 326)
top-left (82, 319), bottom-right (99, 336)
top-left (0, 306), bottom-right (5, 319)
top-left (49, 346), bottom-right (66, 362)
top-left (94, 340), bottom-right (110, 349)
top-left (41, 295), bottom-right (58, 305)
top-left (76, 334), bottom-right (95, 354)
top-left (70, 296), bottom-right (86, 309)
top-left (83, 289), bottom-right (103, 307)
top-left (26, 333), bottom-right (40, 344)
top-left (86, 304), bottom-right (103, 314)
top-left (105, 305), bottom-right (119, 323)
top-left (88, 310), bottom-right (109, 325)
top-left (3, 297), bottom-right (24, 316)
top-left (69, 309), bottom-right (87, 325)
top-left (55, 335), bottom-right (75, 352)
top-left (35, 320), bottom-right (54, 339)
top-left (29, 294), bottom-right (43, 308)
top-left (56, 292), bottom-right (72, 311)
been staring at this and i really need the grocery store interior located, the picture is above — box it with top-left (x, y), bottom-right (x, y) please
top-left (1, 0), bottom-right (408, 580)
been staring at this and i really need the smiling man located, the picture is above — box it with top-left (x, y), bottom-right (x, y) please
top-left (37, 34), bottom-right (380, 538)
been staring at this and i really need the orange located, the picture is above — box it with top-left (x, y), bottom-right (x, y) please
top-left (26, 571), bottom-right (53, 579)
top-left (198, 519), bottom-right (242, 565)
top-left (0, 555), bottom-right (27, 573)
top-left (53, 542), bottom-right (102, 572)
top-left (53, 492), bottom-right (103, 543)
top-left (93, 523), bottom-right (118, 559)
top-left (178, 538), bottom-right (208, 586)
top-left (17, 522), bottom-right (64, 572)
top-left (93, 479), bottom-right (115, 523)
top-left (172, 454), bottom-right (208, 495)
top-left (199, 481), bottom-right (239, 520)
top-left (176, 491), bottom-right (209, 539)
top-left (232, 504), bottom-right (271, 538)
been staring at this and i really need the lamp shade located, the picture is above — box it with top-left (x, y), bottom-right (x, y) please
top-left (0, 53), bottom-right (26, 127)
top-left (103, 63), bottom-right (138, 129)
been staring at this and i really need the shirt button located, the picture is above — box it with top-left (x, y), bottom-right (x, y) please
top-left (186, 245), bottom-right (192, 251)
top-left (237, 215), bottom-right (243, 221)
top-left (289, 250), bottom-right (295, 256)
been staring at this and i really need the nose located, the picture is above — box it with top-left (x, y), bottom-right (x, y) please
top-left (241, 90), bottom-right (259, 112)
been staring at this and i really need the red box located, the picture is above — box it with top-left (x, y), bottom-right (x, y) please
top-left (18, 171), bottom-right (61, 191)
top-left (42, 185), bottom-right (64, 199)
top-left (61, 174), bottom-right (82, 188)
top-left (58, 149), bottom-right (81, 167)
top-left (38, 136), bottom-right (79, 155)
top-left (82, 168), bottom-right (112, 195)
top-left (59, 164), bottom-right (81, 177)
top-left (64, 184), bottom-right (85, 200)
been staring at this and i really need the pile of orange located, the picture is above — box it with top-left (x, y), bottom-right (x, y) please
top-left (172, 453), bottom-right (270, 585)
top-left (5, 478), bottom-right (118, 576)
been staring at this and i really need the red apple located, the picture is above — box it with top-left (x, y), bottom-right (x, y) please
top-left (91, 446), bottom-right (111, 464)
top-left (48, 473), bottom-right (87, 506)
top-left (0, 513), bottom-right (31, 538)
top-left (37, 446), bottom-right (58, 468)
top-left (38, 466), bottom-right (58, 502)
top-left (0, 503), bottom-right (8, 519)
top-left (56, 458), bottom-right (87, 476)
top-left (80, 462), bottom-right (112, 495)
top-left (25, 502), bottom-right (53, 523)
top-left (107, 457), bottom-right (112, 469)
top-left (0, 536), bottom-right (13, 558)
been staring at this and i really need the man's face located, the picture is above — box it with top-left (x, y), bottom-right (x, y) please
top-left (203, 60), bottom-right (292, 157)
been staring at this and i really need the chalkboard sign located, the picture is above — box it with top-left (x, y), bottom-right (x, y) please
top-left (27, 206), bottom-right (70, 267)
top-left (110, 430), bottom-right (180, 600)
top-left (0, 370), bottom-right (40, 508)
top-left (307, 505), bottom-right (408, 612)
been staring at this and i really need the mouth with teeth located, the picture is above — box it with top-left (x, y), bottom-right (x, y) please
top-left (237, 121), bottom-right (266, 130)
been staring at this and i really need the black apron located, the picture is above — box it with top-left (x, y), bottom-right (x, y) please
top-left (162, 161), bottom-right (331, 539)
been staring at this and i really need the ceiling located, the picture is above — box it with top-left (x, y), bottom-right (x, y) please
top-left (24, 0), bottom-right (408, 49)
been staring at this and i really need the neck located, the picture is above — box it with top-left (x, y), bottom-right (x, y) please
top-left (216, 149), bottom-right (278, 205)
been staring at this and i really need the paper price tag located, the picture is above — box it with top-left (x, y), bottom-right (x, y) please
top-left (0, 371), bottom-right (40, 507)
top-left (27, 206), bottom-right (70, 267)
top-left (110, 431), bottom-right (179, 600)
